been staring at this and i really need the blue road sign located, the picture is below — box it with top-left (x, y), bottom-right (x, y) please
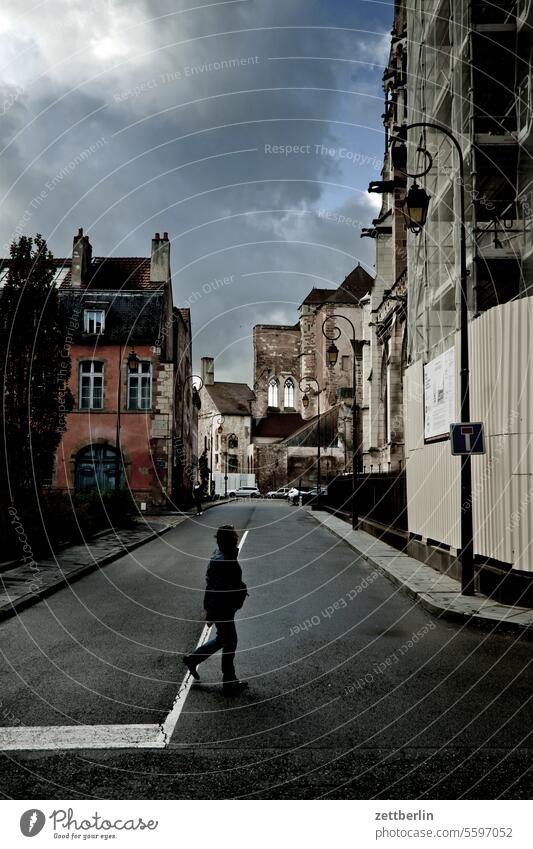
top-left (450, 422), bottom-right (485, 455)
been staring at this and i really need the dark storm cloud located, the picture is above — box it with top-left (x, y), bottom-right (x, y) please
top-left (0, 0), bottom-right (390, 381)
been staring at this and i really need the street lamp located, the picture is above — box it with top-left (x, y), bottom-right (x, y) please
top-left (178, 374), bottom-right (203, 495)
top-left (391, 121), bottom-right (474, 596)
top-left (115, 346), bottom-right (139, 495)
top-left (326, 342), bottom-right (339, 368)
top-left (180, 374), bottom-right (204, 439)
top-left (401, 181), bottom-right (431, 234)
top-left (127, 350), bottom-right (140, 373)
top-left (299, 377), bottom-right (321, 492)
top-left (322, 315), bottom-right (360, 530)
top-left (223, 432), bottom-right (238, 498)
top-left (205, 413), bottom-right (224, 496)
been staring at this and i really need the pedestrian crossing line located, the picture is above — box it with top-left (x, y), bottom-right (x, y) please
top-left (0, 723), bottom-right (165, 751)
top-left (0, 528), bottom-right (251, 751)
top-left (160, 622), bottom-right (212, 744)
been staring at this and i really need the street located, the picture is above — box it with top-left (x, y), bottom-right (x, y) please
top-left (0, 502), bottom-right (532, 799)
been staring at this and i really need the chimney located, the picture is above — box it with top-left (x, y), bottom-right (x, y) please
top-left (71, 227), bottom-right (92, 286)
top-left (201, 356), bottom-right (215, 386)
top-left (150, 231), bottom-right (170, 283)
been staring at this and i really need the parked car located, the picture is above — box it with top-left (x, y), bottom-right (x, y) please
top-left (300, 487), bottom-right (328, 505)
top-left (266, 486), bottom-right (291, 499)
top-left (228, 486), bottom-right (261, 498)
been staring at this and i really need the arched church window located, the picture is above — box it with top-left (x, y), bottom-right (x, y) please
top-left (284, 377), bottom-right (295, 408)
top-left (268, 377), bottom-right (279, 407)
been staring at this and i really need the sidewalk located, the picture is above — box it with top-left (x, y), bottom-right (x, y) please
top-left (0, 516), bottom-right (182, 622)
top-left (312, 510), bottom-right (533, 634)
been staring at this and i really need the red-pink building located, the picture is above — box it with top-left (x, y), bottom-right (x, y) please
top-left (53, 229), bottom-right (196, 510)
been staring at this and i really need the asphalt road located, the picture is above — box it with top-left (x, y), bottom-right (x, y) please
top-left (0, 502), bottom-right (532, 799)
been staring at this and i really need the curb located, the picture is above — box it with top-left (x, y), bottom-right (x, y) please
top-left (310, 510), bottom-right (533, 636)
top-left (0, 524), bottom-right (138, 576)
top-left (0, 521), bottom-right (176, 623)
top-left (155, 498), bottom-right (234, 519)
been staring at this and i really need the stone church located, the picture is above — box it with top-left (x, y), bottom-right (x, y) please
top-left (250, 264), bottom-right (374, 492)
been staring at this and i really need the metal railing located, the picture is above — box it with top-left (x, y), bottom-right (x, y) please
top-left (327, 471), bottom-right (408, 532)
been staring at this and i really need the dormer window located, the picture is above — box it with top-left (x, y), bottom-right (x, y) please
top-left (84, 309), bottom-right (105, 334)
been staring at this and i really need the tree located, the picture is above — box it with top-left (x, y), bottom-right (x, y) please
top-left (0, 235), bottom-right (73, 504)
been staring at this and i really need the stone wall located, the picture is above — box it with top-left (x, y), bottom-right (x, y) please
top-left (252, 443), bottom-right (345, 492)
top-left (172, 311), bottom-right (196, 506)
top-left (252, 300), bottom-right (367, 484)
top-left (151, 362), bottom-right (174, 505)
top-left (252, 443), bottom-right (288, 492)
top-left (253, 324), bottom-right (300, 418)
top-left (253, 306), bottom-right (366, 419)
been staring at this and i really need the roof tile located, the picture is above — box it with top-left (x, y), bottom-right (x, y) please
top-left (0, 254), bottom-right (163, 291)
top-left (60, 257), bottom-right (158, 290)
top-left (252, 412), bottom-right (305, 438)
top-left (206, 382), bottom-right (255, 416)
top-left (301, 287), bottom-right (336, 306)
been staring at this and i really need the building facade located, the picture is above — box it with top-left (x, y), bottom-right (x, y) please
top-left (53, 229), bottom-right (196, 511)
top-left (364, 0), bottom-right (533, 600)
top-left (361, 0), bottom-right (409, 475)
top-left (197, 356), bottom-right (255, 491)
top-left (251, 266), bottom-right (374, 492)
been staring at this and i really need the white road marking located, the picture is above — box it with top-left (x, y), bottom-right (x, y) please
top-left (160, 622), bottom-right (212, 743)
top-left (0, 724), bottom-right (165, 751)
top-left (0, 526), bottom-right (251, 751)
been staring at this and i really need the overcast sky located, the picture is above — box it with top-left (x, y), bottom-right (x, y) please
top-left (0, 0), bottom-right (391, 382)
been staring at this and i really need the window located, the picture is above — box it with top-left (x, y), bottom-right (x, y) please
top-left (228, 434), bottom-right (238, 449)
top-left (284, 377), bottom-right (295, 408)
top-left (228, 456), bottom-right (238, 473)
top-left (79, 361), bottom-right (104, 409)
top-left (128, 361), bottom-right (152, 410)
top-left (84, 309), bottom-right (105, 334)
top-left (268, 377), bottom-right (279, 407)
top-left (341, 356), bottom-right (350, 372)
